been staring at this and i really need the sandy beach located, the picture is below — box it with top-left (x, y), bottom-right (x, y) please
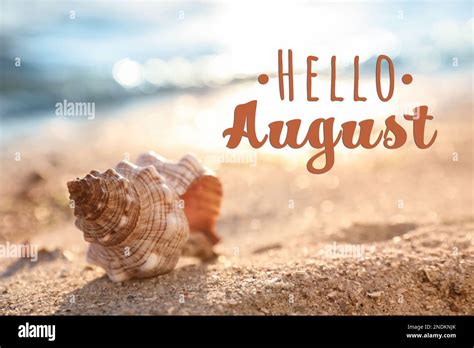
top-left (0, 82), bottom-right (472, 314)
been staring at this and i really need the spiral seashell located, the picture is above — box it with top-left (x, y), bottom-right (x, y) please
top-left (136, 151), bottom-right (222, 245)
top-left (67, 153), bottom-right (222, 282)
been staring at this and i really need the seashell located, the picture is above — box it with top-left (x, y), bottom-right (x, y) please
top-left (136, 151), bottom-right (222, 245)
top-left (67, 153), bottom-right (222, 282)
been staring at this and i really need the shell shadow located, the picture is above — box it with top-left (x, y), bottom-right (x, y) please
top-left (1, 248), bottom-right (66, 278)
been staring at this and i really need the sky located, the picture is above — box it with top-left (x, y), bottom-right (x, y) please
top-left (0, 0), bottom-right (472, 117)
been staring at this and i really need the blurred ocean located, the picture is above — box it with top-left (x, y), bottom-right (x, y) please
top-left (0, 0), bottom-right (472, 135)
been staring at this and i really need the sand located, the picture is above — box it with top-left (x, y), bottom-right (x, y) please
top-left (0, 87), bottom-right (472, 315)
top-left (0, 220), bottom-right (473, 315)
